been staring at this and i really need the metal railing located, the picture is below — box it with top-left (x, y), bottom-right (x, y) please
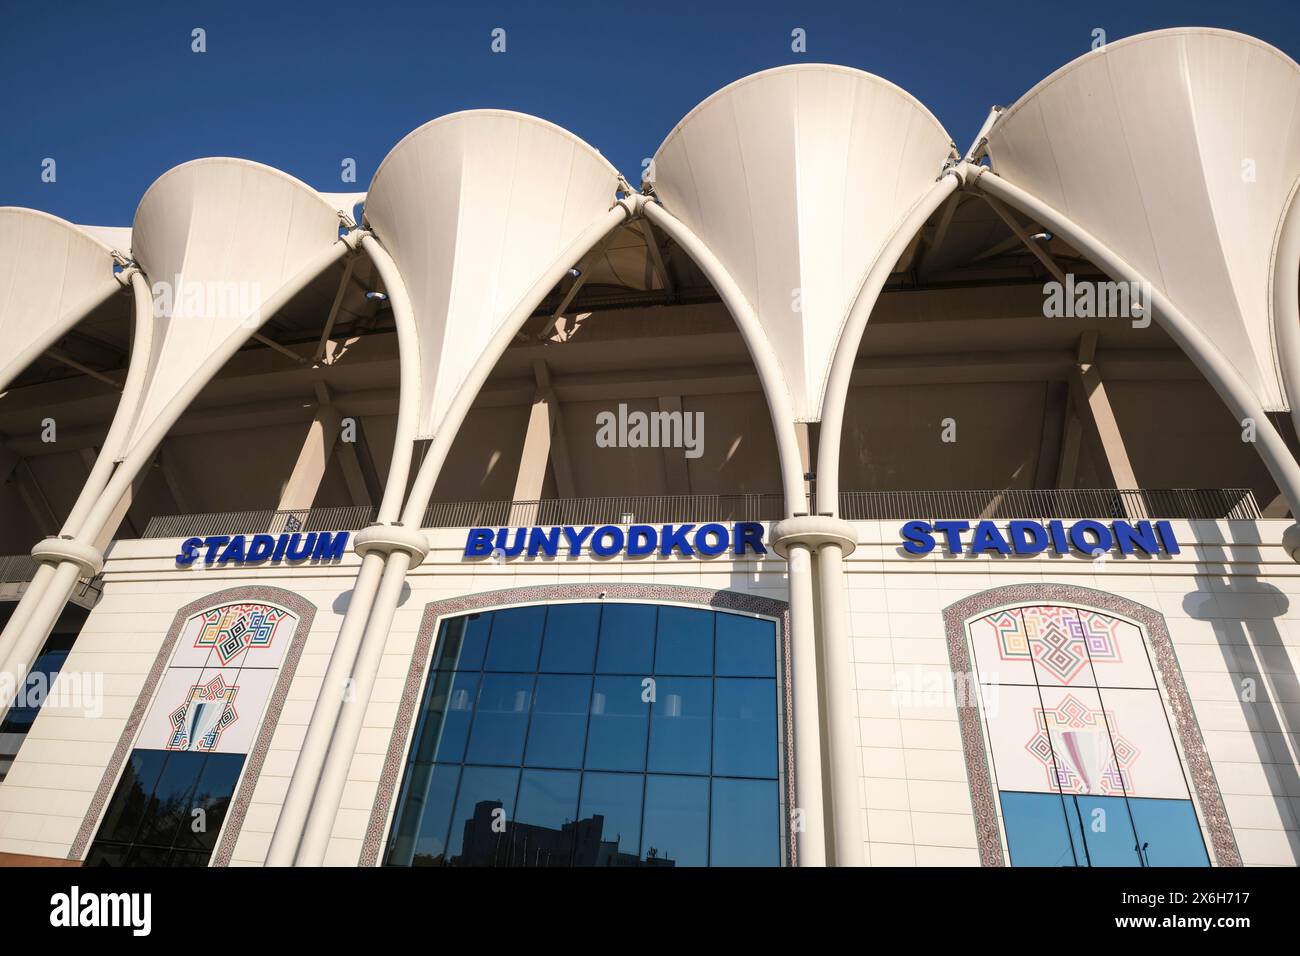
top-left (837, 488), bottom-right (1261, 522)
top-left (128, 487), bottom-right (1259, 541)
top-left (142, 505), bottom-right (376, 539)
top-left (0, 554), bottom-right (103, 600)
top-left (422, 493), bottom-right (786, 528)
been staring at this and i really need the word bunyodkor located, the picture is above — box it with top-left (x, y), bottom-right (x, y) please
top-left (464, 522), bottom-right (767, 559)
top-left (175, 531), bottom-right (350, 566)
top-left (900, 519), bottom-right (1180, 556)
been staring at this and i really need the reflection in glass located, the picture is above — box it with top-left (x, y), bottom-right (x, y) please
top-left (525, 675), bottom-right (591, 769)
top-left (1001, 791), bottom-right (1079, 866)
top-left (384, 603), bottom-right (784, 867)
top-left (585, 676), bottom-right (649, 772)
top-left (648, 677), bottom-right (711, 774)
top-left (642, 774), bottom-right (708, 867)
top-left (1128, 797), bottom-right (1211, 866)
top-left (465, 674), bottom-right (533, 765)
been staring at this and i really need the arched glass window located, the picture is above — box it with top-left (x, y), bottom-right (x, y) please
top-left (967, 605), bottom-right (1210, 867)
top-left (383, 602), bottom-right (785, 867)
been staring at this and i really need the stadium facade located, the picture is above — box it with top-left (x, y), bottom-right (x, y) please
top-left (0, 27), bottom-right (1299, 867)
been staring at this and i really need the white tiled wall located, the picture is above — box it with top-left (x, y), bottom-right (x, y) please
top-left (843, 519), bottom-right (1300, 867)
top-left (2, 518), bottom-right (1297, 867)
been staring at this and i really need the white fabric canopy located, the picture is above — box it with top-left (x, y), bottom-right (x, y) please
top-left (363, 110), bottom-right (622, 438)
top-left (0, 208), bottom-right (120, 393)
top-left (987, 27), bottom-right (1300, 412)
top-left (649, 64), bottom-right (955, 421)
top-left (126, 158), bottom-right (343, 454)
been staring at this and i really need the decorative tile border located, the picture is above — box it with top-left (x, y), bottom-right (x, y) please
top-left (941, 583), bottom-right (1240, 868)
top-left (359, 583), bottom-right (794, 867)
top-left (68, 586), bottom-right (317, 865)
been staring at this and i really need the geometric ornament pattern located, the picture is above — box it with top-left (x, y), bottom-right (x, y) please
top-left (986, 606), bottom-right (1122, 684)
top-left (1024, 692), bottom-right (1139, 795)
top-left (166, 673), bottom-right (239, 752)
top-left (194, 603), bottom-right (289, 666)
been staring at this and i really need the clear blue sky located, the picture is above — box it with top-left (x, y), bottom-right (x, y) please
top-left (4, 0), bottom-right (1298, 225)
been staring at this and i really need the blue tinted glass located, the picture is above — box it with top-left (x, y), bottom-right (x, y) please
top-left (1128, 797), bottom-right (1210, 866)
top-left (433, 615), bottom-right (490, 671)
top-left (410, 671), bottom-right (478, 764)
top-left (648, 677), bottom-right (712, 775)
top-left (577, 772), bottom-right (643, 864)
top-left (174, 752), bottom-right (244, 852)
top-left (642, 774), bottom-right (709, 867)
top-left (1000, 791), bottom-right (1078, 866)
top-left (513, 770), bottom-right (581, 865)
top-left (525, 675), bottom-right (591, 769)
top-left (97, 749), bottom-right (168, 843)
top-left (447, 766), bottom-right (519, 864)
top-left (584, 676), bottom-right (649, 772)
top-left (1073, 795), bottom-right (1141, 866)
top-left (539, 605), bottom-right (599, 672)
top-left (484, 607), bottom-right (545, 672)
top-left (386, 763), bottom-right (460, 866)
top-left (597, 604), bottom-right (655, 674)
top-left (135, 750), bottom-right (205, 848)
top-left (713, 678), bottom-right (777, 778)
top-left (711, 777), bottom-right (780, 866)
top-left (655, 607), bottom-right (713, 676)
top-left (715, 613), bottom-right (776, 678)
top-left (465, 674), bottom-right (534, 765)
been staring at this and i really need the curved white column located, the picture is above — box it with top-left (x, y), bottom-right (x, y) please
top-left (780, 541), bottom-right (825, 865)
top-left (0, 270), bottom-right (152, 713)
top-left (265, 235), bottom-right (424, 866)
top-left (973, 166), bottom-right (1300, 527)
top-left (815, 172), bottom-right (961, 514)
top-left (1273, 177), bottom-right (1300, 445)
top-left (642, 201), bottom-right (806, 517)
top-left (292, 203), bottom-right (631, 865)
top-left (3, 240), bottom-right (353, 701)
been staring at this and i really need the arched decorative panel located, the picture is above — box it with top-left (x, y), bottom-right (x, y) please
top-left (942, 584), bottom-right (1238, 867)
top-left (71, 587), bottom-right (317, 866)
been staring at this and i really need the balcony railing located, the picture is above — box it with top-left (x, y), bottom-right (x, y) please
top-left (0, 554), bottom-right (103, 600)
top-left (142, 505), bottom-right (376, 539)
top-left (422, 494), bottom-right (785, 528)
top-left (836, 488), bottom-right (1261, 522)
top-left (122, 487), bottom-right (1263, 542)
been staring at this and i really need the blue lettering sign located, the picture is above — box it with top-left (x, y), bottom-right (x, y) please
top-left (175, 531), bottom-right (351, 567)
top-left (898, 519), bottom-right (1178, 557)
top-left (463, 522), bottom-right (768, 559)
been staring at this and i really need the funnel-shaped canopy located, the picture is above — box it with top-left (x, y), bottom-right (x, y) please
top-left (649, 64), bottom-right (955, 421)
top-left (127, 158), bottom-right (344, 451)
top-left (986, 28), bottom-right (1300, 412)
top-left (0, 207), bottom-right (121, 393)
top-left (364, 110), bottom-right (622, 438)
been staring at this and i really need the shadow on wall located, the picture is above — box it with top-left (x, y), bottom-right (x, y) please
top-left (333, 582), bottom-right (412, 615)
top-left (1184, 522), bottom-right (1300, 864)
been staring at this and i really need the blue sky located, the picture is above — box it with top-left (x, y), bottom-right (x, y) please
top-left (3, 0), bottom-right (1298, 225)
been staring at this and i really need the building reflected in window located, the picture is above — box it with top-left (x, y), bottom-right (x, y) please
top-left (384, 602), bottom-right (784, 867)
